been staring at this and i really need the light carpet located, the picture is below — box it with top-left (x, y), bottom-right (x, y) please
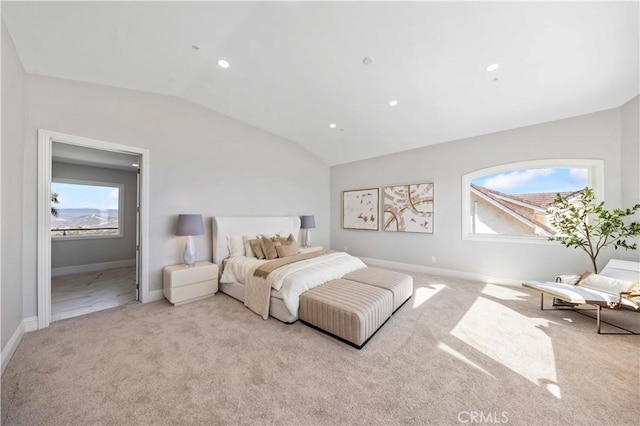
top-left (2, 271), bottom-right (639, 425)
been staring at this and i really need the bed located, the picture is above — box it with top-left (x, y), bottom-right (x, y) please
top-left (212, 216), bottom-right (367, 322)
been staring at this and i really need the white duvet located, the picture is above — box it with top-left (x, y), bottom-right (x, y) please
top-left (220, 257), bottom-right (267, 284)
top-left (220, 252), bottom-right (367, 317)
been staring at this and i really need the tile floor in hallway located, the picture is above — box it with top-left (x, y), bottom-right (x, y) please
top-left (51, 266), bottom-right (137, 321)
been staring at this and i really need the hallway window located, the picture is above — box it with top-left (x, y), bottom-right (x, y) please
top-left (51, 180), bottom-right (124, 239)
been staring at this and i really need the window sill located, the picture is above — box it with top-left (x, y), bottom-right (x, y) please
top-left (463, 233), bottom-right (556, 245)
top-left (52, 234), bottom-right (123, 242)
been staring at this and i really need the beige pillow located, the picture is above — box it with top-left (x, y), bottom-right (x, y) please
top-left (627, 282), bottom-right (640, 294)
top-left (625, 282), bottom-right (640, 304)
top-left (249, 239), bottom-right (266, 260)
top-left (276, 233), bottom-right (296, 244)
top-left (276, 243), bottom-right (298, 258)
top-left (276, 234), bottom-right (298, 254)
top-left (576, 271), bottom-right (593, 286)
top-left (260, 236), bottom-right (281, 260)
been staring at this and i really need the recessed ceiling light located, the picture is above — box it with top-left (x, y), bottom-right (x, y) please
top-left (218, 59), bottom-right (230, 69)
top-left (389, 100), bottom-right (398, 107)
top-left (362, 56), bottom-right (373, 65)
top-left (132, 163), bottom-right (139, 167)
top-left (486, 63), bottom-right (500, 72)
top-left (329, 123), bottom-right (337, 129)
top-left (192, 45), bottom-right (200, 52)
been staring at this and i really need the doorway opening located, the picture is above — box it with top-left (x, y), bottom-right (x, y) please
top-left (38, 130), bottom-right (149, 328)
top-left (50, 150), bottom-right (139, 321)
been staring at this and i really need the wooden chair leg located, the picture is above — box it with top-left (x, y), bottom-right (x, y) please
top-left (540, 293), bottom-right (544, 310)
top-left (596, 305), bottom-right (601, 334)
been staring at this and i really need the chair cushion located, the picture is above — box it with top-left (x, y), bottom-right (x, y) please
top-left (578, 272), bottom-right (635, 295)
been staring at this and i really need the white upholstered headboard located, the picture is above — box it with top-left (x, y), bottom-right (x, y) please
top-left (212, 216), bottom-right (301, 268)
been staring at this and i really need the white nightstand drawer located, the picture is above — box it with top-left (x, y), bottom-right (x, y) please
top-left (163, 261), bottom-right (218, 305)
top-left (163, 261), bottom-right (216, 288)
top-left (164, 279), bottom-right (217, 306)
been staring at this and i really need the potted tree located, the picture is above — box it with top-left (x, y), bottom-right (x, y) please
top-left (51, 192), bottom-right (60, 217)
top-left (548, 187), bottom-right (640, 273)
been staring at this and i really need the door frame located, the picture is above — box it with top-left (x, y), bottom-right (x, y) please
top-left (37, 129), bottom-right (150, 329)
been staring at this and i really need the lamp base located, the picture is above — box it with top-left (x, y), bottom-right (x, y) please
top-left (183, 236), bottom-right (196, 266)
top-left (304, 229), bottom-right (311, 247)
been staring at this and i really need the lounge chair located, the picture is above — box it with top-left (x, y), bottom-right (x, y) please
top-left (522, 259), bottom-right (640, 333)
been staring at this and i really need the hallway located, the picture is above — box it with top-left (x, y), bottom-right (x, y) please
top-left (51, 266), bottom-right (137, 321)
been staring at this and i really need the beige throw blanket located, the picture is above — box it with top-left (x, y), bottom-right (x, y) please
top-left (253, 250), bottom-right (332, 278)
top-left (245, 250), bottom-right (332, 319)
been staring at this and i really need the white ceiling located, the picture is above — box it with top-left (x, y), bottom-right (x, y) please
top-left (53, 142), bottom-right (140, 172)
top-left (3, 1), bottom-right (638, 166)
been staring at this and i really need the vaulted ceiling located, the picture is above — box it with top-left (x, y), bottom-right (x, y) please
top-left (3, 1), bottom-right (638, 166)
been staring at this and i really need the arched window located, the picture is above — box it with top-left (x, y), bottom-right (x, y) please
top-left (461, 159), bottom-right (604, 243)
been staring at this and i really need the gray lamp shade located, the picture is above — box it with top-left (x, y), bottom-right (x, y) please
top-left (175, 214), bottom-right (204, 236)
top-left (300, 215), bottom-right (316, 229)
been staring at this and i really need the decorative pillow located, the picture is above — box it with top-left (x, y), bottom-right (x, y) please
top-left (243, 235), bottom-right (256, 258)
top-left (260, 236), bottom-right (281, 260)
top-left (625, 282), bottom-right (640, 304)
top-left (249, 239), bottom-right (266, 260)
top-left (276, 234), bottom-right (298, 254)
top-left (227, 234), bottom-right (245, 258)
top-left (276, 233), bottom-right (296, 244)
top-left (577, 273), bottom-right (635, 295)
top-left (575, 271), bottom-right (593, 286)
top-left (276, 243), bottom-right (298, 258)
top-left (627, 282), bottom-right (640, 294)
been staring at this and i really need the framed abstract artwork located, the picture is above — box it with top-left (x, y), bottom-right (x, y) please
top-left (383, 183), bottom-right (434, 233)
top-left (342, 188), bottom-right (379, 230)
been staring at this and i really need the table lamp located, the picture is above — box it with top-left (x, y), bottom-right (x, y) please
top-left (300, 215), bottom-right (316, 247)
top-left (175, 214), bottom-right (204, 266)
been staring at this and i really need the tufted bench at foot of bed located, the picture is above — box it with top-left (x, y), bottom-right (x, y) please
top-left (299, 279), bottom-right (393, 349)
top-left (343, 268), bottom-right (413, 312)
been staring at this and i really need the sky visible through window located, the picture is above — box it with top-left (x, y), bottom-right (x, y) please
top-left (52, 182), bottom-right (119, 210)
top-left (472, 167), bottom-right (588, 194)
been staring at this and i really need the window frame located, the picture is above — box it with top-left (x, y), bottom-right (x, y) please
top-left (51, 178), bottom-right (125, 241)
top-left (461, 159), bottom-right (604, 244)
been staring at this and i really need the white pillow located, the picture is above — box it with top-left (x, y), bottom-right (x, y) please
top-left (256, 234), bottom-right (276, 240)
top-left (227, 234), bottom-right (245, 258)
top-left (579, 273), bottom-right (634, 295)
top-left (243, 235), bottom-right (256, 258)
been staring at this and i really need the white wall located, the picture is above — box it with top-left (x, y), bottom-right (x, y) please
top-left (620, 96), bottom-right (640, 259)
top-left (18, 73), bottom-right (330, 319)
top-left (331, 108), bottom-right (627, 282)
top-left (621, 96), bottom-right (639, 207)
top-left (51, 162), bottom-right (138, 269)
top-left (1, 22), bottom-right (25, 350)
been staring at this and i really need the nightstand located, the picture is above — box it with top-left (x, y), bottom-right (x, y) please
top-left (299, 246), bottom-right (322, 254)
top-left (163, 261), bottom-right (218, 306)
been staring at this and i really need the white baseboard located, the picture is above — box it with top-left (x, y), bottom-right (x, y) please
top-left (52, 259), bottom-right (136, 277)
top-left (358, 257), bottom-right (521, 286)
top-left (23, 316), bottom-right (38, 332)
top-left (2, 316), bottom-right (38, 375)
top-left (148, 289), bottom-right (165, 302)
